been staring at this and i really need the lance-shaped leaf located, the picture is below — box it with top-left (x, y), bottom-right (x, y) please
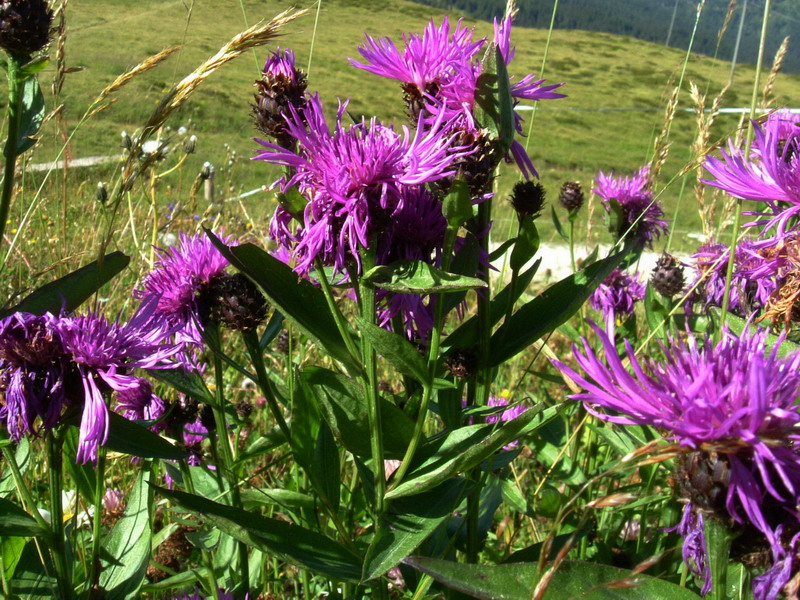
top-left (205, 233), bottom-right (358, 371)
top-left (1, 252), bottom-right (129, 319)
top-left (155, 486), bottom-right (362, 582)
top-left (0, 496), bottom-right (46, 537)
top-left (387, 405), bottom-right (557, 499)
top-left (363, 478), bottom-right (472, 581)
top-left (104, 412), bottom-right (187, 460)
top-left (488, 246), bottom-right (629, 367)
top-left (355, 318), bottom-right (428, 384)
top-left (17, 75), bottom-right (45, 153)
top-left (363, 260), bottom-right (487, 294)
top-left (146, 367), bottom-right (214, 405)
top-left (473, 44), bottom-right (515, 152)
top-left (99, 468), bottom-right (153, 600)
top-left (302, 367), bottom-right (415, 459)
top-left (405, 557), bottom-right (702, 600)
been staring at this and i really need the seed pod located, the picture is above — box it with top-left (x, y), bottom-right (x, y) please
top-left (0, 0), bottom-right (53, 56)
top-left (650, 253), bottom-right (685, 297)
top-left (510, 180), bottom-right (546, 220)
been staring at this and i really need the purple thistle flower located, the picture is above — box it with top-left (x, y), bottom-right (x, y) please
top-left (115, 377), bottom-right (166, 432)
top-left (703, 112), bottom-right (800, 237)
top-left (589, 268), bottom-right (645, 323)
top-left (555, 322), bottom-right (800, 597)
top-left (752, 530), bottom-right (800, 600)
top-left (0, 311), bottom-right (68, 441)
top-left (686, 239), bottom-right (777, 316)
top-left (350, 17), bottom-right (483, 99)
top-left (665, 504), bottom-right (711, 595)
top-left (56, 300), bottom-right (179, 464)
top-left (254, 48), bottom-right (308, 147)
top-left (134, 232), bottom-right (233, 347)
top-left (594, 166), bottom-right (668, 247)
top-left (254, 94), bottom-right (466, 277)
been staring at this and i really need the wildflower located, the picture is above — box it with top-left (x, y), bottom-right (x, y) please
top-left (703, 112), bottom-right (800, 236)
top-left (650, 253), bottom-right (685, 298)
top-left (0, 311), bottom-right (68, 441)
top-left (0, 0), bottom-right (53, 56)
top-left (115, 377), bottom-right (166, 432)
top-left (510, 180), bottom-right (545, 220)
top-left (589, 268), bottom-right (645, 322)
top-left (685, 239), bottom-right (776, 317)
top-left (253, 48), bottom-right (308, 147)
top-left (594, 166), bottom-right (668, 247)
top-left (556, 323), bottom-right (800, 598)
top-left (254, 94), bottom-right (464, 277)
top-left (134, 232), bottom-right (234, 347)
top-left (56, 301), bottom-right (178, 463)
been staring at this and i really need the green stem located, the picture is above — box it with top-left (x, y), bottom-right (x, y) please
top-left (1, 445), bottom-right (50, 533)
top-left (242, 329), bottom-right (292, 443)
top-left (390, 226), bottom-right (458, 488)
top-left (86, 447), bottom-right (106, 595)
top-left (210, 342), bottom-right (250, 598)
top-left (47, 433), bottom-right (74, 600)
top-left (314, 257), bottom-right (361, 367)
top-left (0, 55), bottom-right (24, 253)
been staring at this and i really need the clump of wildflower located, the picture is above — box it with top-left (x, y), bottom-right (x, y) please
top-left (555, 322), bottom-right (800, 599)
top-left (589, 268), bottom-right (645, 323)
top-left (253, 48), bottom-right (308, 147)
top-left (703, 111), bottom-right (800, 237)
top-left (594, 166), bottom-right (668, 247)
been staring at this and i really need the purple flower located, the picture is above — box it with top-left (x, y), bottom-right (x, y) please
top-left (350, 17), bottom-right (483, 100)
top-left (254, 94), bottom-right (465, 277)
top-left (589, 268), bottom-right (645, 322)
top-left (665, 504), bottom-right (710, 595)
top-left (703, 112), bottom-right (800, 236)
top-left (594, 166), bottom-right (668, 247)
top-left (685, 239), bottom-right (777, 316)
top-left (134, 232), bottom-right (233, 347)
top-left (56, 300), bottom-right (179, 463)
top-left (254, 48), bottom-right (308, 147)
top-left (555, 322), bottom-right (800, 596)
top-left (103, 488), bottom-right (125, 514)
top-left (0, 312), bottom-right (68, 441)
top-left (115, 377), bottom-right (166, 432)
top-left (752, 530), bottom-right (800, 600)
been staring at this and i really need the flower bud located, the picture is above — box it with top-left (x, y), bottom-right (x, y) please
top-left (253, 48), bottom-right (307, 147)
top-left (510, 180), bottom-right (545, 220)
top-left (0, 0), bottom-right (53, 56)
top-left (559, 181), bottom-right (584, 212)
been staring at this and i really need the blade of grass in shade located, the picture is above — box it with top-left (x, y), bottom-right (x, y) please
top-left (521, 0), bottom-right (558, 151)
top-left (719, 0), bottom-right (772, 332)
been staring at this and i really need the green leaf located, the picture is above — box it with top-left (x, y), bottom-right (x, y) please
top-left (99, 468), bottom-right (153, 600)
top-left (387, 405), bottom-right (557, 499)
top-left (363, 478), bottom-right (471, 581)
top-left (11, 538), bottom-right (56, 599)
top-left (291, 372), bottom-right (321, 469)
top-left (1, 252), bottom-right (130, 319)
top-left (311, 421), bottom-right (341, 512)
top-left (473, 44), bottom-right (515, 152)
top-left (551, 206), bottom-right (569, 243)
top-left (363, 260), bottom-right (487, 295)
top-left (0, 438), bottom-right (29, 498)
top-left (644, 285), bottom-right (669, 341)
top-left (442, 259), bottom-right (540, 351)
top-left (488, 247), bottom-right (629, 367)
top-left (104, 412), bottom-right (187, 460)
top-left (146, 368), bottom-right (214, 405)
top-left (302, 367), bottom-right (415, 460)
top-left (355, 317), bottom-right (427, 384)
top-left (0, 496), bottom-right (46, 537)
top-left (2, 534), bottom-right (25, 583)
top-left (16, 75), bottom-right (45, 153)
top-left (155, 486), bottom-right (362, 582)
top-left (241, 488), bottom-right (316, 511)
top-left (18, 56), bottom-right (50, 78)
top-left (529, 420), bottom-right (586, 488)
top-left (405, 557), bottom-right (702, 600)
top-left (442, 179), bottom-right (472, 229)
top-left (510, 218), bottom-right (540, 272)
top-left (276, 187), bottom-right (308, 219)
top-left (205, 234), bottom-right (358, 371)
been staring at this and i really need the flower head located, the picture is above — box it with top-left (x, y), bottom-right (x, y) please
top-left (555, 322), bottom-right (800, 596)
top-left (253, 48), bottom-right (308, 147)
top-left (254, 94), bottom-right (464, 276)
top-left (115, 377), bottom-right (166, 432)
top-left (703, 112), bottom-right (800, 237)
top-left (589, 268), bottom-right (645, 322)
top-left (594, 166), bottom-right (668, 247)
top-left (134, 232), bottom-right (233, 346)
top-left (0, 0), bottom-right (53, 56)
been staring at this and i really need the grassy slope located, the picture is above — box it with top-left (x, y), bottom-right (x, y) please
top-left (9, 0), bottom-right (800, 278)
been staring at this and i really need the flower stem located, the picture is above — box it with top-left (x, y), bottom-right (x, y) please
top-left (47, 432), bottom-right (74, 600)
top-left (86, 446), bottom-right (106, 595)
top-left (180, 460), bottom-right (222, 600)
top-left (313, 257), bottom-right (361, 368)
top-left (210, 341), bottom-right (250, 597)
top-left (242, 328), bottom-right (292, 443)
top-left (0, 55), bottom-right (24, 254)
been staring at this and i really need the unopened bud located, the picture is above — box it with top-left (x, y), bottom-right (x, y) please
top-left (96, 181), bottom-right (108, 204)
top-left (183, 134), bottom-right (197, 155)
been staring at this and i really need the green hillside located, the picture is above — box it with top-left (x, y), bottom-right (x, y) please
top-left (13, 0), bottom-right (800, 247)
